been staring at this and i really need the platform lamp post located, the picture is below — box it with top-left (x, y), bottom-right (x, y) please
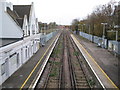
top-left (114, 25), bottom-right (119, 41)
top-left (101, 23), bottom-right (107, 48)
top-left (101, 23), bottom-right (107, 39)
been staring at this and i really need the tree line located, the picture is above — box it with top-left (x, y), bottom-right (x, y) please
top-left (71, 1), bottom-right (120, 41)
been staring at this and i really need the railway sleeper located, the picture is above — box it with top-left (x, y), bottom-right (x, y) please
top-left (74, 68), bottom-right (82, 71)
top-left (77, 86), bottom-right (90, 88)
top-left (77, 83), bottom-right (89, 87)
top-left (76, 77), bottom-right (86, 81)
top-left (76, 75), bottom-right (85, 78)
top-left (75, 71), bottom-right (84, 75)
top-left (76, 80), bottom-right (88, 83)
top-left (47, 84), bottom-right (58, 88)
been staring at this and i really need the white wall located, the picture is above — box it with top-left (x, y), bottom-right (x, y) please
top-left (22, 15), bottom-right (29, 37)
top-left (2, 12), bottom-right (23, 38)
top-left (29, 2), bottom-right (37, 36)
top-left (0, 3), bottom-right (3, 37)
top-left (36, 18), bottom-right (39, 33)
top-left (0, 2), bottom-right (23, 38)
top-left (0, 1), bottom-right (41, 85)
top-left (0, 34), bottom-right (41, 85)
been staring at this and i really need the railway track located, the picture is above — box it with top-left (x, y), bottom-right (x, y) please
top-left (66, 32), bottom-right (90, 88)
top-left (35, 32), bottom-right (63, 88)
top-left (43, 33), bottom-right (63, 88)
top-left (60, 31), bottom-right (90, 88)
top-left (33, 30), bottom-right (103, 89)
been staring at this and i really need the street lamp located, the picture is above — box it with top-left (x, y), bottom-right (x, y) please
top-left (114, 25), bottom-right (119, 41)
top-left (101, 23), bottom-right (107, 39)
top-left (101, 23), bottom-right (107, 48)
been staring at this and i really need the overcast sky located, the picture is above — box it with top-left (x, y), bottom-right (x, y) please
top-left (8, 0), bottom-right (119, 25)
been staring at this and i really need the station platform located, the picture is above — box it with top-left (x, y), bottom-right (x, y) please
top-left (71, 34), bottom-right (119, 89)
top-left (2, 33), bottom-right (60, 89)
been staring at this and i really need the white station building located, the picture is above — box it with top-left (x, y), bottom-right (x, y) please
top-left (0, 1), bottom-right (41, 85)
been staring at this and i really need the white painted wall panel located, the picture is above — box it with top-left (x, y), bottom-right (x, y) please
top-left (0, 58), bottom-right (2, 85)
top-left (0, 2), bottom-right (23, 38)
top-left (0, 3), bottom-right (2, 38)
top-left (1, 12), bottom-right (23, 38)
top-left (0, 33), bottom-right (42, 85)
top-left (9, 54), bottom-right (17, 76)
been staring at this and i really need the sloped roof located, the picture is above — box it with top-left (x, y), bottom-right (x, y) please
top-left (16, 18), bottom-right (23, 28)
top-left (7, 5), bottom-right (31, 28)
top-left (7, 7), bottom-right (19, 19)
top-left (13, 5), bottom-right (31, 21)
top-left (7, 7), bottom-right (21, 26)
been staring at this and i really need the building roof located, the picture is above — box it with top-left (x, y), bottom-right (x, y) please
top-left (0, 38), bottom-right (22, 48)
top-left (16, 18), bottom-right (23, 28)
top-left (7, 5), bottom-right (31, 28)
top-left (7, 7), bottom-right (21, 27)
top-left (13, 5), bottom-right (31, 21)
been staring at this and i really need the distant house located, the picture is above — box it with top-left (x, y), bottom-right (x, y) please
top-left (0, 1), bottom-right (40, 85)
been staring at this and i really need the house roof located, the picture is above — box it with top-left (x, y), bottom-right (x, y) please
top-left (7, 7), bottom-right (21, 27)
top-left (7, 5), bottom-right (31, 28)
top-left (13, 5), bottom-right (31, 21)
top-left (7, 7), bottom-right (19, 19)
top-left (16, 18), bottom-right (23, 28)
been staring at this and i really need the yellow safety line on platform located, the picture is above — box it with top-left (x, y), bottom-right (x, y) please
top-left (71, 34), bottom-right (118, 89)
top-left (20, 34), bottom-right (59, 90)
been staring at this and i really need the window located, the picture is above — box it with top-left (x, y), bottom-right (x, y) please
top-left (26, 26), bottom-right (27, 30)
top-left (32, 30), bottom-right (35, 34)
top-left (28, 48), bottom-right (29, 57)
top-left (32, 24), bottom-right (34, 30)
top-left (10, 53), bottom-right (17, 65)
top-left (17, 53), bottom-right (19, 66)
top-left (25, 26), bottom-right (27, 36)
top-left (26, 49), bottom-right (27, 59)
top-left (1, 63), bottom-right (5, 75)
top-left (32, 25), bottom-right (35, 34)
top-left (23, 30), bottom-right (25, 36)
